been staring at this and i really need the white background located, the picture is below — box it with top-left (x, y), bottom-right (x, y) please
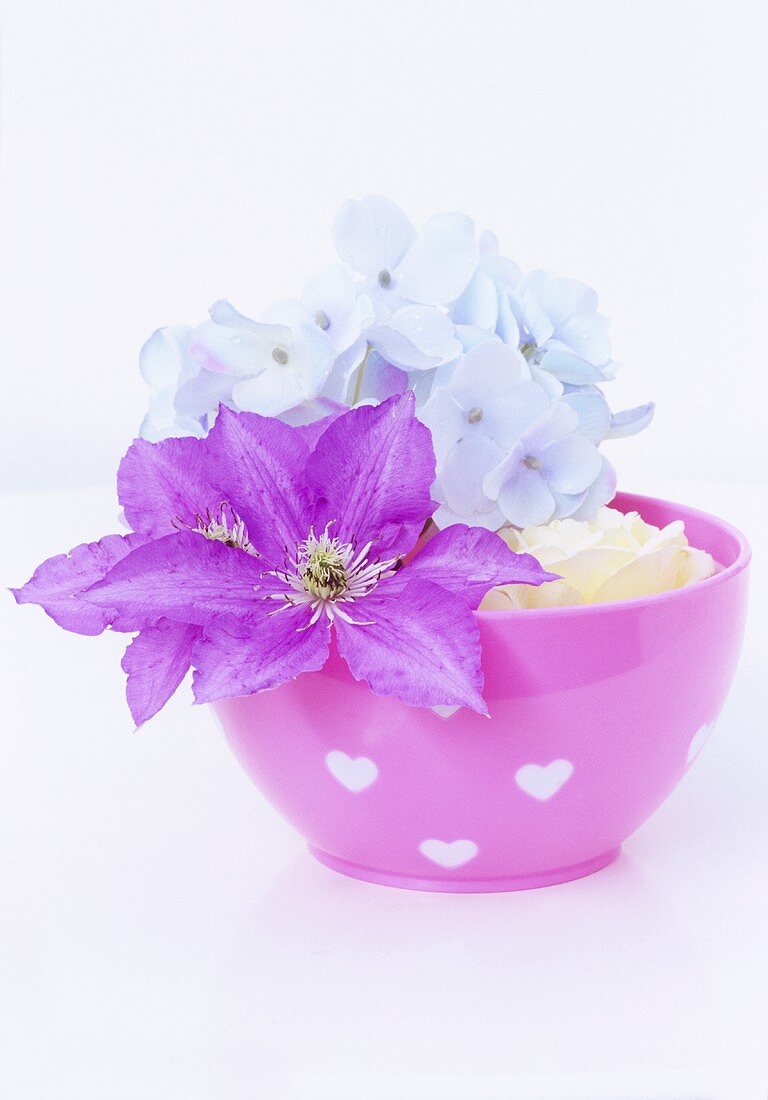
top-left (2, 2), bottom-right (767, 1098)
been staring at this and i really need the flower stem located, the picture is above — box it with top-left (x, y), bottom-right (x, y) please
top-left (350, 345), bottom-right (370, 406)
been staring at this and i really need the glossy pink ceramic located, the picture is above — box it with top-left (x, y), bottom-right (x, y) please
top-left (213, 493), bottom-right (750, 892)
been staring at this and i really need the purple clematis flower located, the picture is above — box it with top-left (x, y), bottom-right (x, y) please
top-left (13, 394), bottom-right (554, 726)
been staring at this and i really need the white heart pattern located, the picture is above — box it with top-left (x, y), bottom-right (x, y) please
top-left (325, 750), bottom-right (378, 792)
top-left (687, 722), bottom-right (716, 764)
top-left (431, 704), bottom-right (460, 719)
top-left (515, 759), bottom-right (574, 801)
top-left (419, 839), bottom-right (479, 869)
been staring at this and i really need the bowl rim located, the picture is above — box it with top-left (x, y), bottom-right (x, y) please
top-left (475, 489), bottom-right (751, 621)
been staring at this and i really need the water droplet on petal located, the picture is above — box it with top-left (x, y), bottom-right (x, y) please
top-left (377, 269), bottom-right (392, 289)
top-left (315, 309), bottom-right (330, 330)
top-left (467, 406), bottom-right (483, 424)
top-left (272, 347), bottom-right (289, 365)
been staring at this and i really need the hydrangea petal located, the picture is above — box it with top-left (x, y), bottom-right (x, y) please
top-left (307, 393), bottom-right (435, 558)
top-left (492, 465), bottom-right (556, 528)
top-left (367, 306), bottom-right (462, 371)
top-left (12, 532), bottom-right (146, 636)
top-left (192, 610), bottom-right (330, 704)
top-left (333, 195), bottom-right (415, 278)
top-left (395, 215), bottom-right (479, 306)
top-left (541, 434), bottom-right (603, 495)
top-left (334, 578), bottom-right (487, 714)
top-left (570, 456), bottom-right (618, 521)
top-left (606, 402), bottom-right (655, 439)
top-left (122, 620), bottom-right (200, 726)
top-left (562, 388), bottom-right (612, 443)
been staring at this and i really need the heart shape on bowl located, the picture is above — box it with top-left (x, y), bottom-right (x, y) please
top-left (515, 759), bottom-right (574, 801)
top-left (325, 750), bottom-right (378, 792)
top-left (419, 838), bottom-right (479, 869)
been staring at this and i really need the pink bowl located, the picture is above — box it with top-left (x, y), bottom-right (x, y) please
top-left (213, 492), bottom-right (750, 892)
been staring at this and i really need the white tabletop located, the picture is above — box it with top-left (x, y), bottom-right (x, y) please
top-left (2, 480), bottom-right (766, 1100)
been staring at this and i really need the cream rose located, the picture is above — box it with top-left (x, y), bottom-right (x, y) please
top-left (482, 507), bottom-right (716, 609)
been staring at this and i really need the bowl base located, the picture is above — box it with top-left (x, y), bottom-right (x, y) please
top-left (308, 846), bottom-right (621, 893)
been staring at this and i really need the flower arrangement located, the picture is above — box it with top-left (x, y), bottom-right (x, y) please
top-left (12, 196), bottom-right (750, 892)
top-left (14, 195), bottom-right (718, 726)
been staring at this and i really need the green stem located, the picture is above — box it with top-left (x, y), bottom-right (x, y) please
top-left (350, 345), bottom-right (370, 406)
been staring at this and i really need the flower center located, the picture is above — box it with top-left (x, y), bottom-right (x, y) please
top-left (300, 535), bottom-right (350, 601)
top-left (184, 503), bottom-right (256, 554)
top-left (523, 454), bottom-right (542, 471)
top-left (377, 269), bottom-right (392, 289)
top-left (264, 525), bottom-right (399, 626)
top-left (272, 346), bottom-right (289, 365)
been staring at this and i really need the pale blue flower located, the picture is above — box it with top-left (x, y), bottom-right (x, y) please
top-left (139, 325), bottom-right (234, 441)
top-left (451, 229), bottom-right (521, 343)
top-left (420, 342), bottom-right (549, 530)
top-left (333, 196), bottom-right (479, 313)
top-left (331, 196), bottom-right (475, 374)
top-left (483, 402), bottom-right (606, 528)
top-left (192, 299), bottom-right (333, 417)
top-left (512, 270), bottom-right (617, 384)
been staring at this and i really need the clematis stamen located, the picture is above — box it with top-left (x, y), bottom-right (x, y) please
top-left (176, 503), bottom-right (257, 555)
top-left (262, 524), bottom-right (398, 624)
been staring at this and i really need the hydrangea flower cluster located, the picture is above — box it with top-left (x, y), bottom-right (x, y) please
top-left (142, 196), bottom-right (653, 530)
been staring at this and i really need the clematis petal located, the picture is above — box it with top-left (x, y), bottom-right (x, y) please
top-left (334, 579), bottom-right (487, 714)
top-left (118, 436), bottom-right (221, 538)
top-left (395, 215), bottom-right (479, 306)
top-left (192, 609), bottom-right (330, 704)
top-left (122, 620), bottom-right (201, 726)
top-left (308, 392), bottom-right (435, 558)
top-left (287, 404), bottom-right (346, 449)
top-left (203, 405), bottom-right (311, 563)
top-left (333, 195), bottom-right (415, 279)
top-left (83, 532), bottom-right (263, 630)
top-left (396, 525), bottom-right (557, 607)
top-left (11, 532), bottom-right (146, 635)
